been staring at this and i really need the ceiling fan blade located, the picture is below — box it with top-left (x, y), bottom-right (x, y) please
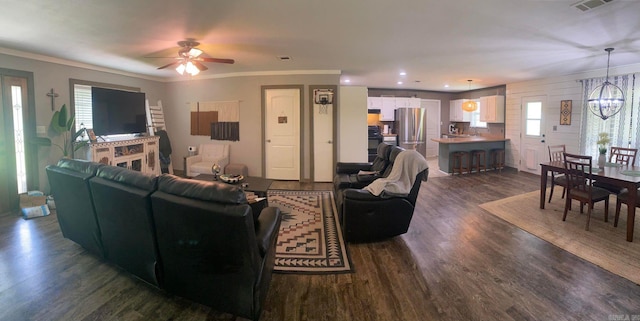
top-left (157, 61), bottom-right (180, 70)
top-left (201, 57), bottom-right (235, 64)
top-left (192, 60), bottom-right (208, 71)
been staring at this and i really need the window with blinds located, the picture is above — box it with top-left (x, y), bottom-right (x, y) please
top-left (74, 84), bottom-right (93, 132)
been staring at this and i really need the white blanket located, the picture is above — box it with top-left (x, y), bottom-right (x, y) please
top-left (364, 150), bottom-right (428, 197)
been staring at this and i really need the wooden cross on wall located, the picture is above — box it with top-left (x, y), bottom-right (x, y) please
top-left (46, 88), bottom-right (58, 111)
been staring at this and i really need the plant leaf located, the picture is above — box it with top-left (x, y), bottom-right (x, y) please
top-left (58, 104), bottom-right (68, 128)
top-left (50, 111), bottom-right (66, 135)
top-left (71, 128), bottom-right (86, 141)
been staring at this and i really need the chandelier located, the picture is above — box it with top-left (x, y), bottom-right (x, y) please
top-left (461, 80), bottom-right (477, 112)
top-left (587, 48), bottom-right (625, 120)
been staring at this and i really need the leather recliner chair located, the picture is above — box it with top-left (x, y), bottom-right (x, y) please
top-left (45, 159), bottom-right (106, 257)
top-left (340, 150), bottom-right (429, 243)
top-left (333, 143), bottom-right (393, 191)
top-left (89, 165), bottom-right (161, 287)
top-left (150, 175), bottom-right (282, 321)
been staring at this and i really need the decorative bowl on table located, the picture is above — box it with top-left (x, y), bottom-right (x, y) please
top-left (219, 174), bottom-right (244, 184)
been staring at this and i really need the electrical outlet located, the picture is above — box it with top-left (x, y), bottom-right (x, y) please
top-left (36, 126), bottom-right (47, 136)
top-left (553, 125), bottom-right (557, 131)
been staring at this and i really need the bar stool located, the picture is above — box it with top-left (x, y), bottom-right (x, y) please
top-left (451, 151), bottom-right (470, 175)
top-left (470, 150), bottom-right (487, 173)
top-left (490, 148), bottom-right (505, 173)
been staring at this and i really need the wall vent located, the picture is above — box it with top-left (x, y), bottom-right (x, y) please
top-left (572, 0), bottom-right (614, 12)
top-left (277, 56), bottom-right (292, 61)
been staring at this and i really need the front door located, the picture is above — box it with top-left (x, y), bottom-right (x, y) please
top-left (520, 96), bottom-right (546, 175)
top-left (264, 88), bottom-right (301, 180)
top-left (0, 75), bottom-right (30, 215)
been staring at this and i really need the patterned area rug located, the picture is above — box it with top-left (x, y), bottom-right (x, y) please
top-left (267, 190), bottom-right (352, 274)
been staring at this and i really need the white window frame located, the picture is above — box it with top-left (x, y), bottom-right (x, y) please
top-left (470, 100), bottom-right (487, 128)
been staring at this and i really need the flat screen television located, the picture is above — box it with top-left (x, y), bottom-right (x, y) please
top-left (91, 87), bottom-right (146, 136)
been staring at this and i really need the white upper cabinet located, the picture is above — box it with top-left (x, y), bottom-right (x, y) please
top-left (368, 97), bottom-right (423, 121)
top-left (368, 97), bottom-right (382, 109)
top-left (479, 95), bottom-right (505, 123)
top-left (381, 97), bottom-right (396, 121)
top-left (449, 99), bottom-right (472, 122)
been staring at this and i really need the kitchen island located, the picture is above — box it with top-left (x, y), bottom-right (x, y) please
top-left (431, 136), bottom-right (510, 173)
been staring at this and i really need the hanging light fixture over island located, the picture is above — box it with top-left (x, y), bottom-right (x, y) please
top-left (461, 80), bottom-right (478, 112)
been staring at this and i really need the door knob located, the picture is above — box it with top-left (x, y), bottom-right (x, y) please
top-left (266, 139), bottom-right (271, 143)
top-left (328, 140), bottom-right (332, 144)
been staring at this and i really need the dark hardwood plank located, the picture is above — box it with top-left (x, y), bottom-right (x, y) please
top-left (1, 169), bottom-right (640, 320)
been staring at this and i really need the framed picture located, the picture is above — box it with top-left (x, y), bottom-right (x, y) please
top-left (86, 128), bottom-right (97, 142)
top-left (560, 100), bottom-right (572, 125)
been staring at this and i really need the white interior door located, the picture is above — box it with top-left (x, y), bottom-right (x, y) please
top-left (265, 88), bottom-right (300, 180)
top-left (520, 96), bottom-right (546, 175)
top-left (421, 99), bottom-right (441, 158)
top-left (313, 100), bottom-right (333, 182)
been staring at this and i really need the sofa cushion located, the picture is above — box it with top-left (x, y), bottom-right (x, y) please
top-left (157, 174), bottom-right (247, 205)
top-left (96, 165), bottom-right (158, 191)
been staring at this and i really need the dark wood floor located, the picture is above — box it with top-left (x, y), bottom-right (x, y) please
top-left (2, 169), bottom-right (640, 321)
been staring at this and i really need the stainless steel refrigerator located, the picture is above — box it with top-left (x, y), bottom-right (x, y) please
top-left (395, 108), bottom-right (426, 155)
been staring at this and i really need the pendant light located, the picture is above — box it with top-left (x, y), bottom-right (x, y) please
top-left (587, 48), bottom-right (625, 120)
top-left (461, 80), bottom-right (478, 112)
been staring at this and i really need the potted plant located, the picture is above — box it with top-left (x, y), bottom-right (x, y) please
top-left (596, 132), bottom-right (610, 167)
top-left (32, 104), bottom-right (88, 158)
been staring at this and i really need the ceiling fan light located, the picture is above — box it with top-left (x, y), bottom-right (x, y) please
top-left (188, 48), bottom-right (203, 57)
top-left (185, 61), bottom-right (199, 76)
top-left (462, 100), bottom-right (478, 112)
top-left (176, 63), bottom-right (186, 75)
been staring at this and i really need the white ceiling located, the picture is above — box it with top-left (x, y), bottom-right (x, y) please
top-left (1, 0), bottom-right (639, 91)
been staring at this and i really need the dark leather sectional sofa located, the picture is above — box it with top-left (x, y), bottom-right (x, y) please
top-left (46, 158), bottom-right (282, 321)
top-left (333, 143), bottom-right (428, 243)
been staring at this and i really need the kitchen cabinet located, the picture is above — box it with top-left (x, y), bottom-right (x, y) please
top-left (368, 97), bottom-right (422, 121)
top-left (367, 97), bottom-right (382, 110)
top-left (449, 99), bottom-right (472, 122)
top-left (381, 97), bottom-right (396, 121)
top-left (395, 97), bottom-right (421, 108)
top-left (80, 136), bottom-right (161, 175)
top-left (479, 95), bottom-right (505, 123)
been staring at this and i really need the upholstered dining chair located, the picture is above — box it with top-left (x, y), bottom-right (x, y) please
top-left (563, 152), bottom-right (610, 231)
top-left (593, 146), bottom-right (639, 194)
top-left (547, 144), bottom-right (569, 203)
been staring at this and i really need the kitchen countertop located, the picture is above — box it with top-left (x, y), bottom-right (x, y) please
top-left (432, 136), bottom-right (510, 144)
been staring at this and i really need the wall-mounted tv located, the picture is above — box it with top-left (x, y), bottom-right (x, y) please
top-left (91, 87), bottom-right (146, 136)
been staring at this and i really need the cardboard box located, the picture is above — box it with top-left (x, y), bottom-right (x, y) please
top-left (20, 194), bottom-right (47, 208)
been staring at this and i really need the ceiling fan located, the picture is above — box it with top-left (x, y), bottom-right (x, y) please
top-left (156, 40), bottom-right (235, 75)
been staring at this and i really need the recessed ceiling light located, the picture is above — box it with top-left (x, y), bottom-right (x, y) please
top-left (444, 84), bottom-right (449, 88)
top-left (399, 72), bottom-right (407, 76)
top-left (397, 81), bottom-right (403, 85)
top-left (344, 79), bottom-right (351, 83)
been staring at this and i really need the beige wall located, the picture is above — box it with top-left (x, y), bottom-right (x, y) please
top-left (338, 86), bottom-right (368, 162)
top-left (163, 73), bottom-right (340, 179)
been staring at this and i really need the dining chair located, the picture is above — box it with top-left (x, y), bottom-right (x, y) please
top-left (547, 144), bottom-right (569, 203)
top-left (563, 152), bottom-right (610, 231)
top-left (614, 188), bottom-right (640, 228)
top-left (594, 146), bottom-right (639, 194)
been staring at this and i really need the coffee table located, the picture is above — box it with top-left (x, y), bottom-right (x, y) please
top-left (192, 174), bottom-right (273, 197)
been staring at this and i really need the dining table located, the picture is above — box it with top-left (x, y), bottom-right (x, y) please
top-left (539, 160), bottom-right (640, 242)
